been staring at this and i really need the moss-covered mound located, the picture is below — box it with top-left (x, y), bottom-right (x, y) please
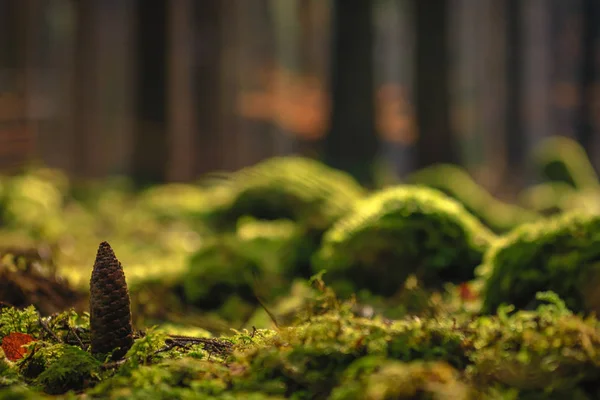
top-left (204, 157), bottom-right (366, 232)
top-left (518, 181), bottom-right (578, 215)
top-left (519, 182), bottom-right (600, 217)
top-left (534, 135), bottom-right (600, 190)
top-left (0, 167), bottom-right (69, 242)
top-left (407, 164), bottom-right (539, 233)
top-left (181, 218), bottom-right (310, 319)
top-left (481, 212), bottom-right (600, 314)
top-left (313, 186), bottom-right (496, 296)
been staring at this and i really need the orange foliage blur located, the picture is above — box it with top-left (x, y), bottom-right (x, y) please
top-left (237, 65), bottom-right (416, 145)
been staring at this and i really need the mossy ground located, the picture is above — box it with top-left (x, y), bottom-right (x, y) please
top-left (2, 280), bottom-right (600, 399)
top-left (1, 147), bottom-right (600, 398)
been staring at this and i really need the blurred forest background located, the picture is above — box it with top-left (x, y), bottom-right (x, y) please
top-left (1, 0), bottom-right (600, 198)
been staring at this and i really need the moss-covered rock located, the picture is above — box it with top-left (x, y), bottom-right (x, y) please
top-left (518, 182), bottom-right (578, 215)
top-left (534, 135), bottom-right (600, 190)
top-left (204, 156), bottom-right (366, 232)
top-left (181, 217), bottom-right (313, 322)
top-left (480, 212), bottom-right (600, 315)
top-left (183, 237), bottom-right (262, 312)
top-left (407, 164), bottom-right (539, 233)
top-left (313, 186), bottom-right (496, 296)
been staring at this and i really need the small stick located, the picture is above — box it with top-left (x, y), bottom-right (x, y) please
top-left (38, 316), bottom-right (62, 343)
top-left (100, 357), bottom-right (128, 370)
top-left (68, 326), bottom-right (86, 349)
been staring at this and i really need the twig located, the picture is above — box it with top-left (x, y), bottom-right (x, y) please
top-left (166, 335), bottom-right (234, 356)
top-left (250, 270), bottom-right (280, 329)
top-left (100, 357), bottom-right (128, 370)
top-left (68, 326), bottom-right (86, 350)
top-left (38, 315), bottom-right (62, 343)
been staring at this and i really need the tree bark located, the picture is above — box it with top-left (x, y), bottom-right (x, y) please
top-left (324, 0), bottom-right (378, 187)
top-left (577, 0), bottom-right (599, 161)
top-left (131, 0), bottom-right (168, 185)
top-left (414, 0), bottom-right (457, 169)
top-left (504, 0), bottom-right (524, 178)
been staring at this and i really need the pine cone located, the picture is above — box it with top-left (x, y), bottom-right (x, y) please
top-left (89, 241), bottom-right (134, 359)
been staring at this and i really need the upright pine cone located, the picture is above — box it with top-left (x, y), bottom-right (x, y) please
top-left (89, 241), bottom-right (134, 359)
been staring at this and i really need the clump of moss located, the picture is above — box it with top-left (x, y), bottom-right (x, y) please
top-left (0, 168), bottom-right (69, 241)
top-left (18, 343), bottom-right (101, 394)
top-left (182, 237), bottom-right (267, 316)
top-left (136, 183), bottom-right (209, 220)
top-left (313, 186), bottom-right (496, 296)
top-left (520, 182), bottom-right (600, 216)
top-left (89, 357), bottom-right (284, 400)
top-left (204, 156), bottom-right (366, 232)
top-left (0, 386), bottom-right (44, 400)
top-left (0, 306), bottom-right (40, 338)
top-left (0, 354), bottom-right (24, 388)
top-left (230, 277), bottom-right (470, 399)
top-left (519, 182), bottom-right (578, 215)
top-left (466, 292), bottom-right (600, 393)
top-left (329, 356), bottom-right (472, 400)
top-left (181, 218), bottom-right (310, 322)
top-left (534, 135), bottom-right (600, 190)
top-left (407, 164), bottom-right (539, 233)
top-left (480, 212), bottom-right (600, 315)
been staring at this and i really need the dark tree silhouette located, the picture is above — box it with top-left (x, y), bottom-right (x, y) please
top-left (414, 0), bottom-right (457, 169)
top-left (132, 0), bottom-right (168, 185)
top-left (505, 0), bottom-right (525, 180)
top-left (577, 0), bottom-right (600, 161)
top-left (324, 0), bottom-right (378, 187)
top-left (193, 0), bottom-right (224, 176)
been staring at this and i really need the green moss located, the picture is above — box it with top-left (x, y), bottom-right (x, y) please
top-left (89, 357), bottom-right (284, 400)
top-left (0, 306), bottom-right (40, 338)
top-left (466, 293), bottom-right (600, 392)
top-left (182, 218), bottom-right (309, 318)
top-left (518, 182), bottom-right (578, 215)
top-left (136, 183), bottom-right (211, 221)
top-left (480, 212), bottom-right (600, 314)
top-left (0, 168), bottom-right (69, 241)
top-left (18, 343), bottom-right (101, 394)
top-left (330, 357), bottom-right (472, 400)
top-left (313, 186), bottom-right (496, 296)
top-left (0, 386), bottom-right (45, 400)
top-left (407, 164), bottom-right (539, 233)
top-left (182, 237), bottom-right (264, 311)
top-left (0, 356), bottom-right (23, 389)
top-left (122, 328), bottom-right (169, 368)
top-left (534, 136), bottom-right (600, 190)
top-left (205, 156), bottom-right (366, 232)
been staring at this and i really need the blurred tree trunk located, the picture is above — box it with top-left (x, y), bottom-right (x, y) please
top-left (193, 0), bottom-right (225, 177)
top-left (131, 0), bottom-right (168, 185)
top-left (0, 0), bottom-right (31, 171)
top-left (294, 0), bottom-right (328, 158)
top-left (414, 0), bottom-right (457, 169)
top-left (505, 0), bottom-right (524, 182)
top-left (324, 0), bottom-right (378, 187)
top-left (577, 0), bottom-right (599, 159)
top-left (167, 0), bottom-right (196, 181)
